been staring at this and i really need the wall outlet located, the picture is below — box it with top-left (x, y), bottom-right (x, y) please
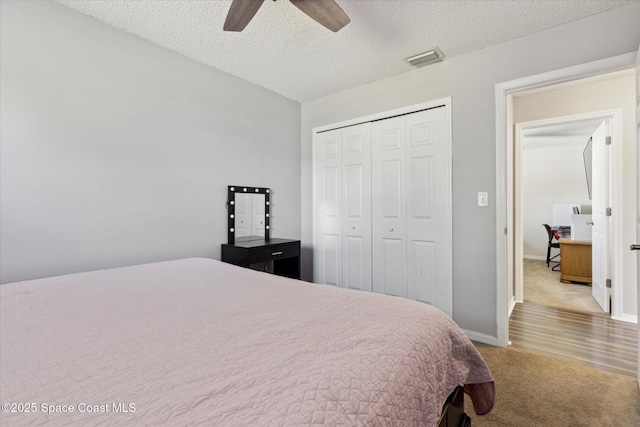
top-left (478, 192), bottom-right (488, 207)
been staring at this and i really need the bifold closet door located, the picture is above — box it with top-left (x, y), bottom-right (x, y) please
top-left (372, 107), bottom-right (451, 314)
top-left (372, 116), bottom-right (406, 297)
top-left (341, 124), bottom-right (372, 292)
top-left (405, 107), bottom-right (450, 311)
top-left (314, 123), bottom-right (372, 289)
top-left (315, 128), bottom-right (342, 286)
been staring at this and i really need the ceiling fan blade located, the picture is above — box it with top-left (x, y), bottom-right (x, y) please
top-left (290, 0), bottom-right (350, 32)
top-left (223, 0), bottom-right (266, 32)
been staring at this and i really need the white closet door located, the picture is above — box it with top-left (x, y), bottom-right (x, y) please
top-left (314, 129), bottom-right (342, 286)
top-left (405, 108), bottom-right (451, 314)
top-left (372, 116), bottom-right (406, 297)
top-left (591, 119), bottom-right (611, 313)
top-left (342, 124), bottom-right (372, 291)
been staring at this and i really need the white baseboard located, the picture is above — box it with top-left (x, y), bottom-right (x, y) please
top-left (463, 329), bottom-right (499, 346)
top-left (612, 313), bottom-right (638, 324)
top-left (508, 297), bottom-right (516, 318)
top-left (523, 255), bottom-right (546, 261)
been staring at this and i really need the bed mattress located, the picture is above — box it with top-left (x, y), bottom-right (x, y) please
top-left (0, 258), bottom-right (494, 426)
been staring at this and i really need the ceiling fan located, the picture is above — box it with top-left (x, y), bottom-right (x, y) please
top-left (223, 0), bottom-right (350, 32)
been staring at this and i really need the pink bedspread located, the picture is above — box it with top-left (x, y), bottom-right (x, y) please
top-left (0, 258), bottom-right (494, 426)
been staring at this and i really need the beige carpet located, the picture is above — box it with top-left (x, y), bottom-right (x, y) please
top-left (466, 343), bottom-right (640, 426)
top-left (523, 259), bottom-right (604, 314)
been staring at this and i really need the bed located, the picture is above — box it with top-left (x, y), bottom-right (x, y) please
top-left (0, 258), bottom-right (494, 426)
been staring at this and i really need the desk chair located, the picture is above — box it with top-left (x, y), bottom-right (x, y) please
top-left (543, 224), bottom-right (560, 271)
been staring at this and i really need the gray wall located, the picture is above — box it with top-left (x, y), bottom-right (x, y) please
top-left (300, 3), bottom-right (640, 338)
top-left (0, 1), bottom-right (301, 284)
top-left (521, 142), bottom-right (590, 259)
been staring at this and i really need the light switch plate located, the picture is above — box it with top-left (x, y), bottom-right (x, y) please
top-left (478, 192), bottom-right (488, 207)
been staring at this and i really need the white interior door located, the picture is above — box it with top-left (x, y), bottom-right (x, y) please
top-left (634, 43), bottom-right (640, 385)
top-left (342, 124), bottom-right (372, 291)
top-left (372, 116), bottom-right (406, 297)
top-left (315, 129), bottom-right (342, 286)
top-left (592, 119), bottom-right (611, 313)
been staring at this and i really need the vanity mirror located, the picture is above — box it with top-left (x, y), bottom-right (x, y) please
top-left (227, 186), bottom-right (270, 245)
top-left (223, 185), bottom-right (300, 279)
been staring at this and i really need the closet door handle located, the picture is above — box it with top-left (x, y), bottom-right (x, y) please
top-left (351, 226), bottom-right (356, 230)
top-left (631, 245), bottom-right (640, 251)
top-left (389, 227), bottom-right (394, 232)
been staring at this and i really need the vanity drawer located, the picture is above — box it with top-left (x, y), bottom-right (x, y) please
top-left (249, 242), bottom-right (300, 264)
top-left (222, 238), bottom-right (301, 279)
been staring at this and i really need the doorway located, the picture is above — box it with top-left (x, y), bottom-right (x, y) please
top-left (496, 56), bottom-right (638, 377)
top-left (513, 112), bottom-right (618, 316)
top-left (495, 52), bottom-right (638, 350)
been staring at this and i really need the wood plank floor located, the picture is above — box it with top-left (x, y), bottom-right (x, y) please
top-left (509, 302), bottom-right (638, 378)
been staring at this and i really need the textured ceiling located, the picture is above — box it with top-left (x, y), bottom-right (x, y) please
top-left (56, 0), bottom-right (635, 103)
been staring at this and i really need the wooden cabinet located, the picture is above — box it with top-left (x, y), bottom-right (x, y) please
top-left (558, 238), bottom-right (592, 284)
top-left (221, 238), bottom-right (300, 279)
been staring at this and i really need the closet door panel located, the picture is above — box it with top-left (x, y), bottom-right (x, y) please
top-left (344, 236), bottom-right (365, 290)
top-left (410, 156), bottom-right (434, 219)
top-left (344, 164), bottom-right (363, 218)
top-left (382, 160), bottom-right (402, 219)
top-left (323, 234), bottom-right (341, 286)
top-left (409, 240), bottom-right (435, 303)
top-left (372, 116), bottom-right (406, 297)
top-left (406, 153), bottom-right (435, 302)
top-left (321, 166), bottom-right (341, 286)
top-left (315, 129), bottom-right (342, 286)
top-left (381, 238), bottom-right (403, 296)
top-left (342, 124), bottom-right (372, 291)
top-left (405, 107), bottom-right (451, 313)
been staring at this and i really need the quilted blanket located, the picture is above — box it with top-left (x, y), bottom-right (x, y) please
top-left (0, 258), bottom-right (494, 426)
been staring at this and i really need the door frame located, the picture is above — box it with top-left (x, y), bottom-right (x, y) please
top-left (495, 52), bottom-right (637, 347)
top-left (513, 110), bottom-right (622, 311)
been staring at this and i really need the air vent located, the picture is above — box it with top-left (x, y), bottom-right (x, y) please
top-left (406, 48), bottom-right (445, 67)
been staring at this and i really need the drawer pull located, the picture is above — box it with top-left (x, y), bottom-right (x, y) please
top-left (272, 251), bottom-right (283, 256)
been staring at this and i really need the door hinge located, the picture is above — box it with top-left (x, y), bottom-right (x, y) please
top-left (606, 278), bottom-right (612, 288)
top-left (606, 207), bottom-right (612, 216)
top-left (605, 136), bottom-right (612, 145)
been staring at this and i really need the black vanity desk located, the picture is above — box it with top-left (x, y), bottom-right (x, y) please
top-left (221, 238), bottom-right (301, 280)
